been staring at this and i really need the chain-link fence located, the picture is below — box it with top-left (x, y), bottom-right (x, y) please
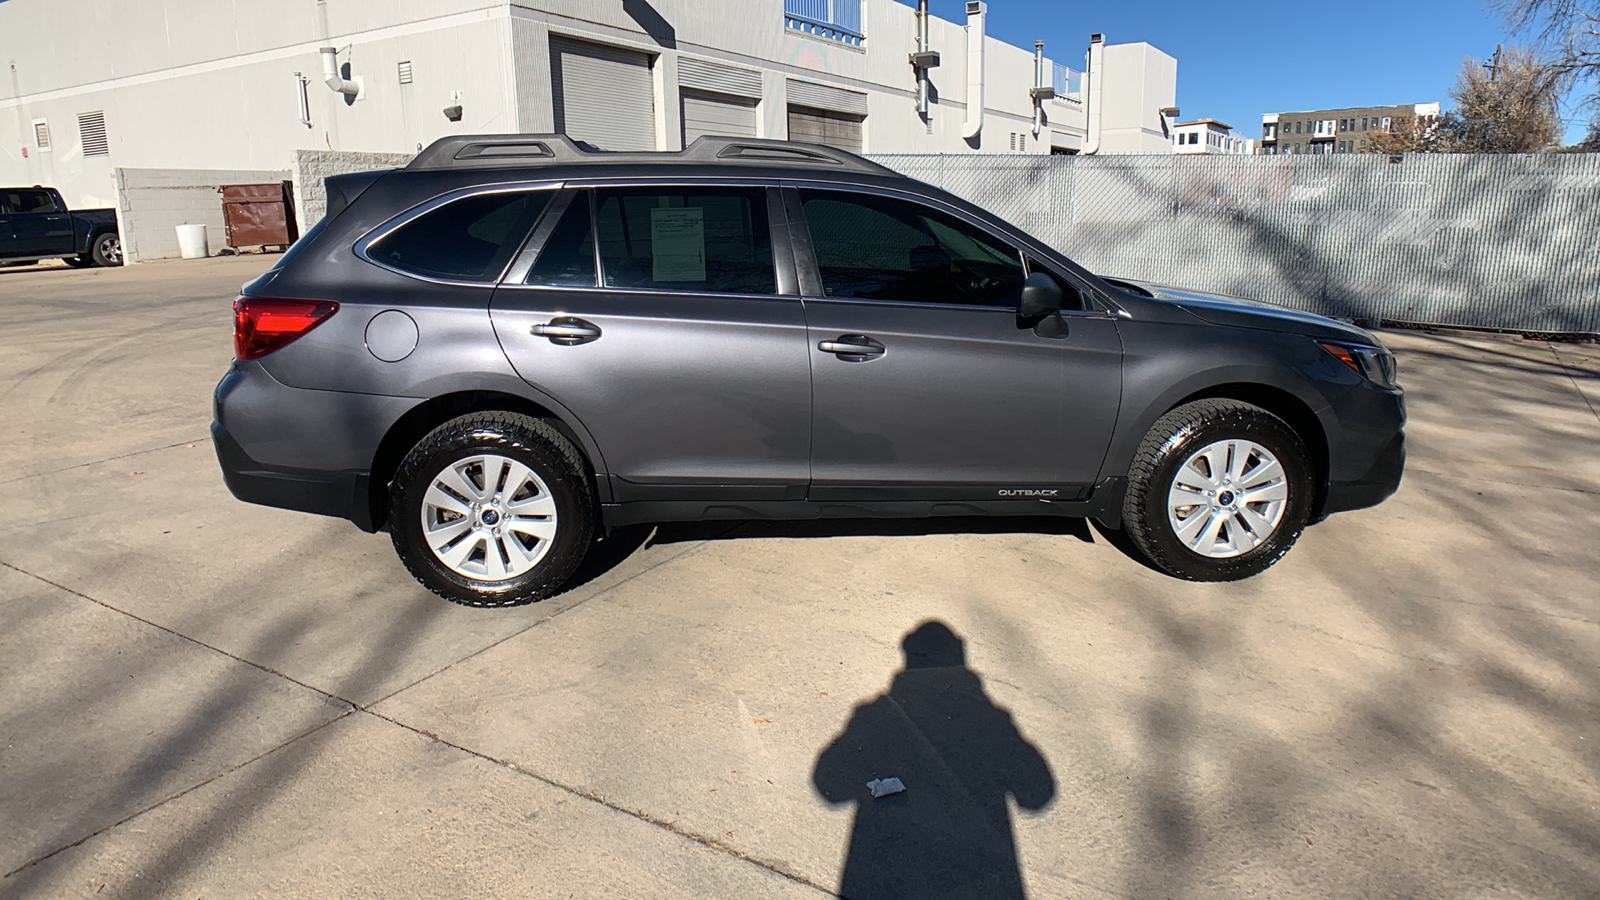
top-left (872, 153), bottom-right (1600, 334)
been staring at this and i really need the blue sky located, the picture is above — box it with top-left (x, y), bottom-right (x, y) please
top-left (901, 0), bottom-right (1591, 143)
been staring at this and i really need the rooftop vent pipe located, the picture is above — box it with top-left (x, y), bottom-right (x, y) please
top-left (963, 1), bottom-right (986, 140)
top-left (910, 0), bottom-right (940, 118)
top-left (1081, 33), bottom-right (1105, 155)
top-left (320, 47), bottom-right (361, 98)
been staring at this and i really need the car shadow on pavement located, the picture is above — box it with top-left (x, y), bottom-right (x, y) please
top-left (813, 620), bottom-right (1055, 899)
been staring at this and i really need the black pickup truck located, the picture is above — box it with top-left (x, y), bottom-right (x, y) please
top-left (0, 186), bottom-right (121, 267)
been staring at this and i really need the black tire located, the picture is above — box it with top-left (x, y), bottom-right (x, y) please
top-left (389, 412), bottom-right (595, 607)
top-left (89, 232), bottom-right (122, 267)
top-left (1121, 399), bottom-right (1315, 581)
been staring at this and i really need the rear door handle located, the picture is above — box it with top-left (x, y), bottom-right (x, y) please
top-left (532, 316), bottom-right (601, 345)
top-left (818, 335), bottom-right (886, 360)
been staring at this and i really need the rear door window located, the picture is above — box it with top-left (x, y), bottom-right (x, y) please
top-left (370, 190), bottom-right (551, 282)
top-left (593, 187), bottom-right (775, 295)
top-left (526, 192), bottom-right (597, 287)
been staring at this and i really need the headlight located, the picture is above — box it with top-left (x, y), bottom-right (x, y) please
top-left (1318, 341), bottom-right (1398, 389)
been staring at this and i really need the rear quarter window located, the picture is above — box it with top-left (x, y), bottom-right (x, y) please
top-left (369, 191), bottom-right (552, 282)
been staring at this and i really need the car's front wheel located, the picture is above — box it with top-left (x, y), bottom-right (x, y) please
top-left (1122, 399), bottom-right (1315, 581)
top-left (389, 412), bottom-right (595, 607)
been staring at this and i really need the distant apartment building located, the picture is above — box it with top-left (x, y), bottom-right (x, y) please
top-left (1171, 118), bottom-right (1255, 155)
top-left (1260, 103), bottom-right (1440, 155)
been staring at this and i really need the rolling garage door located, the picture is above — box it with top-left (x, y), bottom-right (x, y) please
top-left (550, 38), bottom-right (656, 151)
top-left (785, 79), bottom-right (868, 153)
top-left (682, 90), bottom-right (758, 143)
top-left (787, 106), bottom-right (864, 153)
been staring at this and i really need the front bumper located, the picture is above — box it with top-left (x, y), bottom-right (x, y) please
top-left (1320, 384), bottom-right (1406, 515)
top-left (1323, 428), bottom-right (1404, 514)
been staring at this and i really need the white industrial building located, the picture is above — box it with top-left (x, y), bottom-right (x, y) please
top-left (1, 0), bottom-right (1178, 257)
top-left (1171, 119), bottom-right (1255, 156)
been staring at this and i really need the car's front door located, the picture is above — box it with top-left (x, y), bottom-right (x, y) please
top-left (492, 185), bottom-right (811, 504)
top-left (789, 187), bottom-right (1123, 502)
top-left (4, 189), bottom-right (75, 257)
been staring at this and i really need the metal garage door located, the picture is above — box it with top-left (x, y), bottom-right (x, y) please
top-left (550, 38), bottom-right (656, 151)
top-left (787, 106), bottom-right (864, 153)
top-left (681, 90), bottom-right (757, 144)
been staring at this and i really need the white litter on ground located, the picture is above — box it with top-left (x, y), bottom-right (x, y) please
top-left (867, 777), bottom-right (906, 798)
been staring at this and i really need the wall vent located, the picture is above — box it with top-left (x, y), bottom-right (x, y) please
top-left (33, 120), bottom-right (50, 150)
top-left (78, 111), bottom-right (109, 157)
top-left (398, 60), bottom-right (413, 84)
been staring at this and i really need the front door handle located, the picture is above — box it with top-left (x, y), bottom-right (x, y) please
top-left (818, 335), bottom-right (886, 360)
top-left (532, 316), bottom-right (601, 345)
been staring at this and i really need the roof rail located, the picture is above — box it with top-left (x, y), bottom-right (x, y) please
top-left (406, 133), bottom-right (899, 176)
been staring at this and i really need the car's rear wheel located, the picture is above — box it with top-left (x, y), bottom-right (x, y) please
top-left (1122, 399), bottom-right (1314, 581)
top-left (389, 412), bottom-right (594, 607)
top-left (90, 232), bottom-right (122, 267)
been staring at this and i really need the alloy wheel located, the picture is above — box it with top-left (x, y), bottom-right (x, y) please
top-left (420, 453), bottom-right (559, 581)
top-left (1165, 438), bottom-right (1289, 558)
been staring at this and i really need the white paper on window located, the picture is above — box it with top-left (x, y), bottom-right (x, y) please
top-left (650, 207), bottom-right (705, 282)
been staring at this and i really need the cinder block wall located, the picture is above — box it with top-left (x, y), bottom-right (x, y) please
top-left (291, 151), bottom-right (414, 233)
top-left (113, 168), bottom-right (291, 263)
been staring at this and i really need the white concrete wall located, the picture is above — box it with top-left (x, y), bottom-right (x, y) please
top-left (506, 0), bottom-right (1090, 155)
top-left (1, 0), bottom-right (516, 208)
top-left (1098, 42), bottom-right (1177, 155)
top-left (1, 0), bottom-right (1177, 210)
top-left (113, 167), bottom-right (291, 263)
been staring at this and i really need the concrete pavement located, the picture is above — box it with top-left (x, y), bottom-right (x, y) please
top-left (1, 257), bottom-right (1597, 898)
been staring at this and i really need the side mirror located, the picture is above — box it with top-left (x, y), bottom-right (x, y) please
top-left (1019, 272), bottom-right (1064, 318)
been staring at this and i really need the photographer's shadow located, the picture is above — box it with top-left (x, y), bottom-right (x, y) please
top-left (813, 621), bottom-right (1055, 899)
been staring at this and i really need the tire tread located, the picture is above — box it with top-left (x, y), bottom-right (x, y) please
top-left (389, 412), bottom-right (595, 607)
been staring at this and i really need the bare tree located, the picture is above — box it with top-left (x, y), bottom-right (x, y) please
top-left (1499, 0), bottom-right (1600, 103)
top-left (1362, 115), bottom-right (1446, 153)
top-left (1442, 47), bottom-right (1565, 152)
top-left (1564, 113), bottom-right (1600, 150)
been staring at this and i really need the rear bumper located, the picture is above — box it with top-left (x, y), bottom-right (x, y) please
top-left (212, 363), bottom-right (414, 532)
top-left (212, 421), bottom-right (376, 530)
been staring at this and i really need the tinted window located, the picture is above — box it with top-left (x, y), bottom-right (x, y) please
top-left (526, 192), bottom-right (597, 287)
top-left (594, 187), bottom-right (774, 294)
top-left (799, 190), bottom-right (1026, 307)
top-left (2, 189), bottom-right (60, 214)
top-left (372, 191), bottom-right (550, 282)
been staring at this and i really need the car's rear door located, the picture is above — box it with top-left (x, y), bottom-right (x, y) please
top-left (788, 185), bottom-right (1122, 501)
top-left (491, 183), bottom-right (811, 505)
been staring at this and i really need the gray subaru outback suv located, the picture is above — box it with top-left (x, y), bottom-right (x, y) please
top-left (214, 134), bottom-right (1404, 606)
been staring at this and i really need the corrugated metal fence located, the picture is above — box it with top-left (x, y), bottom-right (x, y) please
top-left (872, 153), bottom-right (1600, 334)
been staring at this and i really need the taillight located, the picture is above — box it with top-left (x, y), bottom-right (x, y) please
top-left (233, 297), bottom-right (339, 360)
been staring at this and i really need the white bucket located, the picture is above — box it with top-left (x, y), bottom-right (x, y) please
top-left (176, 223), bottom-right (209, 259)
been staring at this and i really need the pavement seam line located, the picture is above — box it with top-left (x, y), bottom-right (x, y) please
top-left (1547, 344), bottom-right (1600, 427)
top-left (362, 523), bottom-right (745, 709)
top-left (1, 711), bottom-right (355, 880)
top-left (0, 560), bottom-right (360, 708)
top-left (0, 437), bottom-right (213, 486)
top-left (358, 707), bottom-right (839, 897)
